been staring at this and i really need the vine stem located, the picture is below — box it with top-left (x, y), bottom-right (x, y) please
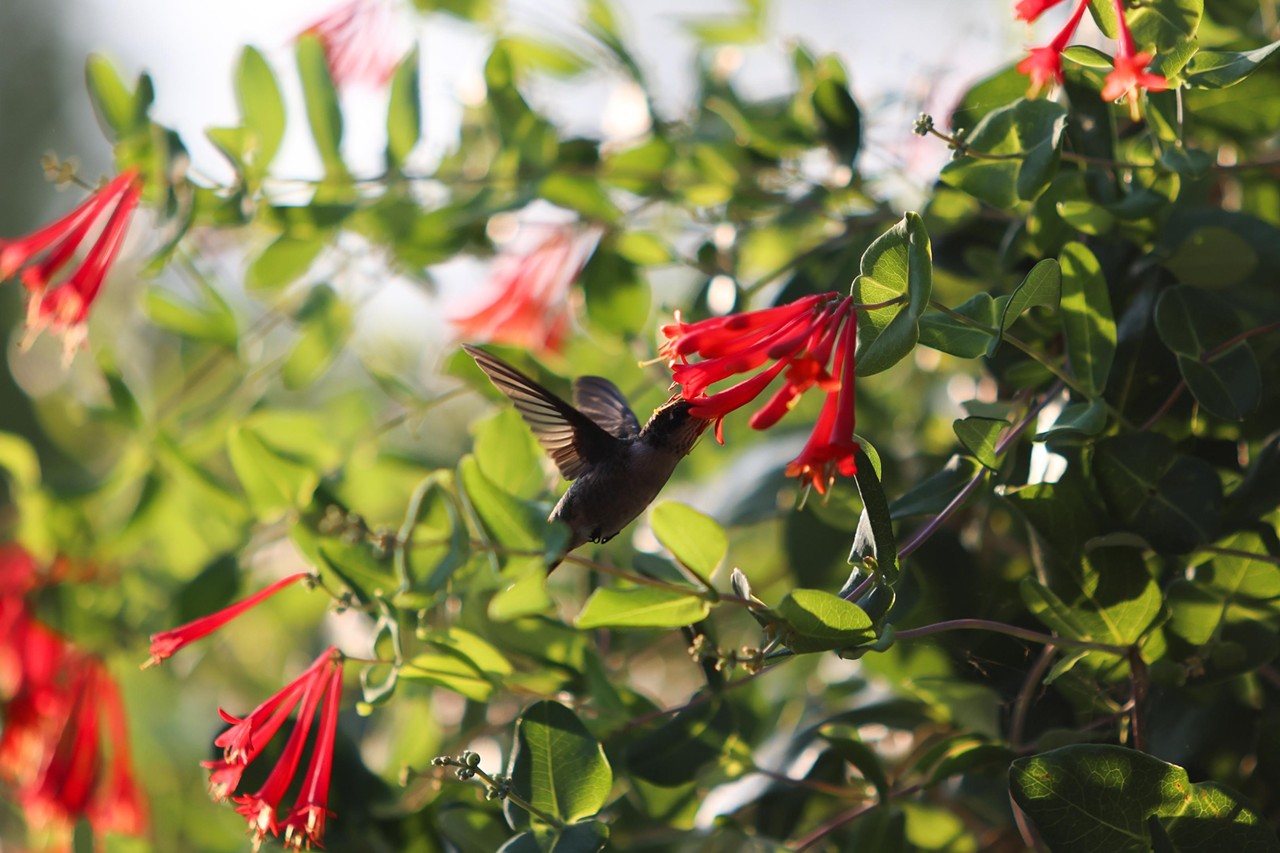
top-left (468, 764), bottom-right (564, 829)
top-left (789, 783), bottom-right (922, 851)
top-left (896, 381), bottom-right (1062, 561)
top-left (894, 618), bottom-right (1129, 656)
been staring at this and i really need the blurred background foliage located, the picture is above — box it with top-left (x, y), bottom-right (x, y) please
top-left (2, 0), bottom-right (1280, 851)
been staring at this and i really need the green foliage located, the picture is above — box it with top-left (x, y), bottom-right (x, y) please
top-left (6, 1), bottom-right (1280, 851)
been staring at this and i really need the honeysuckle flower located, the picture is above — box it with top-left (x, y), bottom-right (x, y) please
top-left (451, 225), bottom-right (602, 355)
top-left (281, 662), bottom-right (344, 851)
top-left (1014, 0), bottom-right (1068, 22)
top-left (211, 648), bottom-right (343, 851)
top-left (1101, 0), bottom-right (1168, 119)
top-left (0, 169), bottom-right (142, 364)
top-left (299, 0), bottom-right (405, 89)
top-left (661, 291), bottom-right (860, 494)
top-left (0, 545), bottom-right (150, 847)
top-left (1016, 0), bottom-right (1090, 95)
top-left (143, 571), bottom-right (312, 668)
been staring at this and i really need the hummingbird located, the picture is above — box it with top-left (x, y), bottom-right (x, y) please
top-left (463, 345), bottom-right (710, 556)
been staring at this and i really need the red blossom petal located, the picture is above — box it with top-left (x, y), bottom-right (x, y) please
top-left (0, 171), bottom-right (134, 282)
top-left (231, 650), bottom-right (336, 848)
top-left (452, 226), bottom-right (599, 355)
top-left (146, 572), bottom-right (311, 667)
top-left (300, 0), bottom-right (405, 89)
top-left (281, 661), bottom-right (344, 851)
top-left (1014, 0), bottom-right (1068, 22)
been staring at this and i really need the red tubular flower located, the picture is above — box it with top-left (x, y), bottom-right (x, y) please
top-left (1016, 0), bottom-right (1091, 95)
top-left (144, 571), bottom-right (312, 668)
top-left (451, 225), bottom-right (602, 355)
top-left (282, 661), bottom-right (345, 851)
top-left (88, 672), bottom-right (150, 835)
top-left (1101, 0), bottom-right (1168, 119)
top-left (1014, 0), bottom-right (1068, 22)
top-left (300, 0), bottom-right (405, 89)
top-left (212, 648), bottom-right (342, 851)
top-left (662, 292), bottom-right (860, 492)
top-left (0, 169), bottom-right (142, 363)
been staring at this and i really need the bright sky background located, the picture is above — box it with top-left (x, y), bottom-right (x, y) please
top-left (58, 0), bottom-right (1035, 190)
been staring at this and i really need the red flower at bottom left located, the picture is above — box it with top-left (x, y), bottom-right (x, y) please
top-left (0, 543), bottom-right (149, 851)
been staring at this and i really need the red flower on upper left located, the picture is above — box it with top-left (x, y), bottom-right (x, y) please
top-left (0, 169), bottom-right (142, 363)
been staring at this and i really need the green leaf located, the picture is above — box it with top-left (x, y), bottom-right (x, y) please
top-left (650, 501), bottom-right (726, 584)
top-left (576, 587), bottom-right (711, 629)
top-left (246, 234), bottom-right (327, 291)
top-left (1059, 243), bottom-right (1115, 397)
top-left (852, 212), bottom-right (932, 376)
top-left (953, 417), bottom-right (1006, 471)
top-left (940, 99), bottom-right (1068, 208)
top-left (1011, 745), bottom-right (1278, 853)
top-left (385, 48), bottom-right (422, 169)
top-left (235, 46), bottom-right (286, 173)
top-left (458, 456), bottom-right (557, 555)
top-left (473, 408), bottom-right (545, 501)
top-left (579, 246), bottom-right (647, 336)
top-left (889, 455), bottom-right (984, 519)
top-left (398, 473), bottom-right (469, 594)
top-left (540, 174), bottom-right (620, 224)
top-left (1185, 39), bottom-right (1280, 89)
top-left (847, 443), bottom-right (899, 585)
top-left (296, 34), bottom-right (348, 179)
top-left (990, 258), bottom-right (1060, 355)
top-left (918, 293), bottom-right (998, 358)
top-left (613, 232), bottom-right (671, 266)
top-left (144, 285), bottom-right (238, 347)
top-left (400, 652), bottom-right (494, 701)
top-left (1035, 399), bottom-right (1107, 442)
top-left (1155, 286), bottom-right (1260, 420)
top-left (282, 284), bottom-right (353, 389)
top-left (1093, 434), bottom-right (1222, 554)
top-left (1088, 0), bottom-right (1203, 53)
top-left (813, 75), bottom-right (861, 165)
top-left (625, 699), bottom-right (735, 787)
top-left (227, 422), bottom-right (321, 522)
top-left (84, 54), bottom-right (151, 139)
top-left (1055, 200), bottom-right (1116, 236)
top-left (1020, 546), bottom-right (1160, 660)
top-left (1161, 227), bottom-right (1258, 289)
top-left (1165, 530), bottom-right (1280, 679)
top-left (774, 588), bottom-right (876, 653)
top-left (507, 701), bottom-right (612, 825)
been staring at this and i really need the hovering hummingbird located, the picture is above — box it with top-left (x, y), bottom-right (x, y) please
top-left (463, 345), bottom-right (710, 556)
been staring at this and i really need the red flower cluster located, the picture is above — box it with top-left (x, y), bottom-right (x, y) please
top-left (1015, 0), bottom-right (1168, 116)
top-left (0, 169), bottom-right (142, 364)
top-left (451, 225), bottom-right (601, 355)
top-left (299, 0), bottom-right (405, 89)
top-left (660, 292), bottom-right (859, 494)
top-left (145, 572), bottom-right (344, 851)
top-left (0, 544), bottom-right (148, 849)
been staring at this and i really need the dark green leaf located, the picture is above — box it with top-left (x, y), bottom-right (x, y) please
top-left (1011, 744), bottom-right (1278, 852)
top-left (940, 99), bottom-right (1068, 208)
top-left (990, 258), bottom-right (1060, 356)
top-left (1093, 435), bottom-right (1222, 554)
top-left (918, 293), bottom-right (998, 358)
top-left (1185, 40), bottom-right (1280, 89)
top-left (889, 455), bottom-right (984, 519)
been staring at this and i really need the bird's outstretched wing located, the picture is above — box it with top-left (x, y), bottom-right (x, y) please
top-left (463, 345), bottom-right (622, 480)
top-left (573, 376), bottom-right (641, 439)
